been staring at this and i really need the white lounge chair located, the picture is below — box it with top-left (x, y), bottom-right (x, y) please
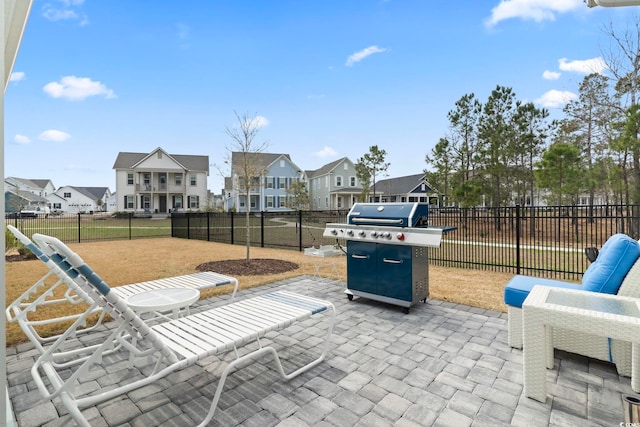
top-left (6, 225), bottom-right (238, 355)
top-left (28, 232), bottom-right (335, 427)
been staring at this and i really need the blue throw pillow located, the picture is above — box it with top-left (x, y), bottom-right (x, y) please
top-left (581, 233), bottom-right (640, 294)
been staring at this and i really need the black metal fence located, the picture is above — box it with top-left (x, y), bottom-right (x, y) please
top-left (172, 205), bottom-right (640, 281)
top-left (8, 205), bottom-right (640, 281)
top-left (5, 213), bottom-right (172, 243)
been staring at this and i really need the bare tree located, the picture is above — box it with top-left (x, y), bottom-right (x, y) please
top-left (225, 111), bottom-right (269, 263)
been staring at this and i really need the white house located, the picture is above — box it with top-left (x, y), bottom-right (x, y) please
top-left (50, 186), bottom-right (112, 214)
top-left (113, 147), bottom-right (209, 214)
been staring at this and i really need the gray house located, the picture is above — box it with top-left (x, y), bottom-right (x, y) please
top-left (306, 157), bottom-right (362, 211)
top-left (370, 173), bottom-right (438, 204)
top-left (224, 152), bottom-right (304, 212)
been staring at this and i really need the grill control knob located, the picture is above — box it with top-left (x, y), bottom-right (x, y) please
top-left (371, 231), bottom-right (378, 238)
top-left (396, 232), bottom-right (405, 241)
top-left (347, 230), bottom-right (354, 237)
top-left (330, 229), bottom-right (338, 235)
top-left (358, 230), bottom-right (366, 237)
top-left (382, 232), bottom-right (391, 239)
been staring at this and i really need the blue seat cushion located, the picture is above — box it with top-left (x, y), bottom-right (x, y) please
top-left (504, 275), bottom-right (582, 308)
top-left (581, 233), bottom-right (640, 294)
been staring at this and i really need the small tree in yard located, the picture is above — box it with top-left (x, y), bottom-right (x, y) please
top-left (225, 111), bottom-right (269, 263)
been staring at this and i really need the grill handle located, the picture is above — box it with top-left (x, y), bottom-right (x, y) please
top-left (383, 258), bottom-right (403, 264)
top-left (351, 254), bottom-right (369, 259)
top-left (351, 218), bottom-right (404, 225)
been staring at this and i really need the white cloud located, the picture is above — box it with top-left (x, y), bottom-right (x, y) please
top-left (38, 130), bottom-right (71, 142)
top-left (245, 115), bottom-right (269, 129)
top-left (559, 57), bottom-right (608, 75)
top-left (535, 89), bottom-right (577, 108)
top-left (13, 134), bottom-right (30, 144)
top-left (314, 146), bottom-right (338, 158)
top-left (42, 0), bottom-right (88, 25)
top-left (43, 76), bottom-right (116, 100)
top-left (10, 72), bottom-right (25, 82)
top-left (542, 70), bottom-right (561, 80)
top-left (485, 0), bottom-right (583, 28)
top-left (346, 46), bottom-right (387, 67)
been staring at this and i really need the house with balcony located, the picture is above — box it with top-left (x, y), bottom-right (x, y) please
top-left (113, 147), bottom-right (209, 214)
top-left (224, 152), bottom-right (304, 212)
top-left (306, 157), bottom-right (362, 211)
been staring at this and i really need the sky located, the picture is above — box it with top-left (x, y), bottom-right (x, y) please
top-left (5, 0), bottom-right (640, 194)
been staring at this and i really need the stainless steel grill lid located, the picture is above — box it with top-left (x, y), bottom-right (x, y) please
top-left (347, 203), bottom-right (428, 228)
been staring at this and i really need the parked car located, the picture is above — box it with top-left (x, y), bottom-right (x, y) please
top-left (18, 206), bottom-right (50, 218)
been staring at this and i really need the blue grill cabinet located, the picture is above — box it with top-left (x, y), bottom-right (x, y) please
top-left (324, 202), bottom-right (454, 313)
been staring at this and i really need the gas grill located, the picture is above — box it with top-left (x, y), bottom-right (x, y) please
top-left (323, 202), bottom-right (454, 313)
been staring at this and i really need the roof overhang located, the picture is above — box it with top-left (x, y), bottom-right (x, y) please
top-left (585, 0), bottom-right (640, 6)
top-left (4, 0), bottom-right (33, 92)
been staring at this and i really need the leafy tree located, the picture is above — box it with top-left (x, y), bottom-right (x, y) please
top-left (424, 137), bottom-right (454, 204)
top-left (561, 73), bottom-right (616, 218)
top-left (477, 86), bottom-right (518, 207)
top-left (225, 111), bottom-right (269, 263)
top-left (285, 180), bottom-right (310, 210)
top-left (356, 145), bottom-right (390, 202)
top-left (536, 142), bottom-right (584, 205)
top-left (355, 161), bottom-right (371, 202)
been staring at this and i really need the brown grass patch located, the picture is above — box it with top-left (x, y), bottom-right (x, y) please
top-left (5, 237), bottom-right (510, 346)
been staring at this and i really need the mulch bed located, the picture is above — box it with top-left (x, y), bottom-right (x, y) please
top-left (196, 258), bottom-right (299, 276)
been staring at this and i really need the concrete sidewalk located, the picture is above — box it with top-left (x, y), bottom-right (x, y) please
top-left (6, 276), bottom-right (636, 426)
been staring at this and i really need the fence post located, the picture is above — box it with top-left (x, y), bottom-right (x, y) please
top-left (516, 204), bottom-right (521, 275)
top-left (128, 212), bottom-right (132, 240)
top-left (260, 211), bottom-right (265, 248)
top-left (230, 211), bottom-right (234, 245)
top-left (78, 213), bottom-right (81, 243)
top-left (207, 212), bottom-right (211, 242)
top-left (298, 210), bottom-right (303, 251)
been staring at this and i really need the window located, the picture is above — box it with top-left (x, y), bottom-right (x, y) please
top-left (143, 195), bottom-right (150, 210)
top-left (279, 177), bottom-right (286, 189)
top-left (53, 203), bottom-right (61, 209)
top-left (335, 176), bottom-right (342, 187)
top-left (189, 195), bottom-right (199, 209)
top-left (143, 173), bottom-right (151, 191)
top-left (239, 197), bottom-right (246, 208)
top-left (343, 163), bottom-right (348, 170)
top-left (250, 195), bottom-right (257, 209)
top-left (325, 197), bottom-right (328, 208)
top-left (63, 192), bottom-right (71, 198)
top-left (125, 195), bottom-right (134, 209)
top-left (266, 177), bottom-right (274, 189)
top-left (190, 174), bottom-right (197, 186)
top-left (337, 197), bottom-right (343, 208)
top-left (266, 196), bottom-right (274, 208)
top-left (278, 196), bottom-right (286, 207)
top-left (280, 159), bottom-right (285, 167)
top-left (127, 173), bottom-right (134, 185)
top-left (174, 195), bottom-right (183, 209)
top-left (175, 174), bottom-right (182, 186)
top-left (350, 176), bottom-right (356, 187)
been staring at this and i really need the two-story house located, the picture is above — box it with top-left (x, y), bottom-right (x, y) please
top-left (113, 147), bottom-right (209, 214)
top-left (224, 152), bottom-right (304, 212)
top-left (306, 157), bottom-right (362, 210)
top-left (50, 186), bottom-right (112, 214)
top-left (370, 173), bottom-right (438, 204)
top-left (4, 177), bottom-right (55, 213)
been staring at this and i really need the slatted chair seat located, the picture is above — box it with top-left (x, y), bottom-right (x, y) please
top-left (6, 225), bottom-right (238, 355)
top-left (27, 233), bottom-right (335, 427)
